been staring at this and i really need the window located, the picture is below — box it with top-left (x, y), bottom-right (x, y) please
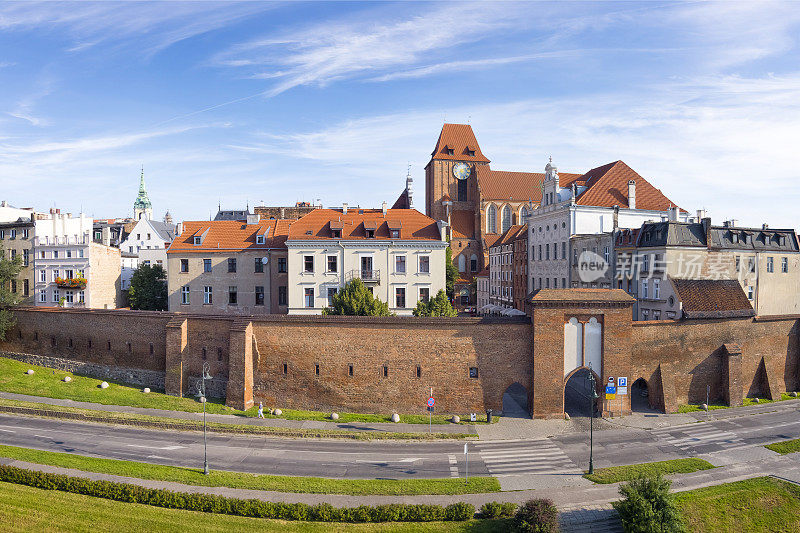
top-left (562, 277), bottom-right (566, 288)
top-left (39, 270), bottom-right (46, 282)
top-left (642, 279), bottom-right (649, 298)
top-left (327, 255), bottom-right (338, 273)
top-left (193, 236), bottom-right (202, 245)
top-left (642, 309), bottom-right (649, 320)
top-left (283, 363), bottom-right (288, 375)
top-left (469, 367), bottom-right (479, 379)
top-left (458, 254), bottom-right (465, 272)
top-left (66, 249), bottom-right (72, 258)
top-left (278, 286), bottom-right (288, 306)
top-left (304, 256), bottom-right (314, 273)
top-left (395, 255), bottom-right (406, 274)
top-left (199, 259), bottom-right (211, 272)
top-left (604, 246), bottom-right (610, 263)
top-left (487, 205), bottom-right (497, 233)
top-left (278, 257), bottom-right (287, 273)
top-left (23, 279), bottom-right (28, 297)
top-left (180, 259), bottom-right (189, 273)
top-left (227, 258), bottom-right (237, 273)
top-left (255, 286), bottom-right (264, 305)
top-left (572, 249), bottom-right (577, 265)
top-left (642, 254), bottom-right (649, 272)
top-left (416, 365), bottom-right (422, 378)
top-left (747, 286), bottom-right (754, 300)
top-left (470, 254), bottom-right (478, 272)
top-left (419, 287), bottom-right (430, 303)
top-left (181, 285), bottom-right (190, 304)
top-left (749, 258), bottom-right (755, 273)
top-left (501, 205), bottom-right (512, 233)
top-left (53, 250), bottom-right (58, 259)
top-left (383, 365), bottom-right (388, 378)
top-left (419, 255), bottom-right (430, 273)
top-left (654, 278), bottom-right (660, 299)
top-left (65, 269), bottom-right (73, 279)
top-left (203, 286), bottom-right (212, 304)
top-left (782, 257), bottom-right (788, 273)
top-left (254, 257), bottom-right (264, 273)
top-left (256, 235), bottom-right (265, 244)
top-left (39, 290), bottom-right (46, 303)
top-left (304, 288), bottom-right (314, 307)
top-left (228, 286), bottom-right (237, 305)
top-left (545, 278), bottom-right (549, 288)
top-left (545, 244), bottom-right (550, 260)
top-left (78, 291), bottom-right (84, 303)
top-left (327, 287), bottom-right (338, 306)
top-left (202, 347), bottom-right (207, 360)
top-left (390, 229), bottom-right (400, 238)
top-left (767, 257), bottom-right (774, 273)
top-left (458, 178), bottom-right (468, 202)
top-left (23, 249), bottom-right (29, 266)
top-left (315, 364), bottom-right (320, 376)
top-left (348, 364), bottom-right (354, 377)
top-left (53, 289), bottom-right (59, 302)
top-left (735, 256), bottom-right (740, 272)
top-left (395, 287), bottom-right (406, 308)
top-left (561, 242), bottom-right (566, 260)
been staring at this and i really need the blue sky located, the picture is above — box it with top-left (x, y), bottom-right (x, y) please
top-left (1, 1), bottom-right (799, 227)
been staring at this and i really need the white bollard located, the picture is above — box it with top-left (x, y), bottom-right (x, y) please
top-left (100, 381), bottom-right (109, 389)
top-left (330, 412), bottom-right (339, 421)
top-left (63, 376), bottom-right (72, 382)
top-left (273, 409), bottom-right (282, 417)
top-left (26, 369), bottom-right (34, 375)
top-left (391, 413), bottom-right (400, 423)
top-left (451, 415), bottom-right (460, 423)
top-left (143, 388), bottom-right (150, 393)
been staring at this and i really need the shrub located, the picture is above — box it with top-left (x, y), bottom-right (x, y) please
top-left (481, 501), bottom-right (517, 518)
top-left (612, 474), bottom-right (685, 533)
top-left (445, 502), bottom-right (475, 521)
top-left (0, 465), bottom-right (476, 523)
top-left (513, 498), bottom-right (559, 533)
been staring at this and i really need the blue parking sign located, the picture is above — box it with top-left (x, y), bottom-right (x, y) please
top-left (618, 377), bottom-right (628, 388)
top-left (605, 385), bottom-right (617, 395)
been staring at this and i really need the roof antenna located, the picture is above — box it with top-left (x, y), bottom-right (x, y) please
top-left (467, 115), bottom-right (471, 124)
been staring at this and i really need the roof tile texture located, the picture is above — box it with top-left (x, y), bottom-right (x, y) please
top-left (429, 124), bottom-right (490, 163)
top-left (670, 278), bottom-right (754, 319)
top-left (288, 208), bottom-right (442, 241)
top-left (168, 219), bottom-right (292, 253)
top-left (576, 161), bottom-right (679, 211)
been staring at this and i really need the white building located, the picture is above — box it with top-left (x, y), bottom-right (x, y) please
top-left (33, 211), bottom-right (120, 309)
top-left (285, 205), bottom-right (448, 316)
top-left (0, 201), bottom-right (35, 223)
top-left (119, 218), bottom-right (176, 289)
top-left (527, 159), bottom-right (691, 292)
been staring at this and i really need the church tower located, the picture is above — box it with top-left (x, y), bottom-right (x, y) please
top-left (133, 168), bottom-right (153, 221)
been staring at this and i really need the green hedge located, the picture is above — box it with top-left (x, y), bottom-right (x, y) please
top-left (0, 465), bottom-right (474, 523)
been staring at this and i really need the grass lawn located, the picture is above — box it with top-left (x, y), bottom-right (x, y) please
top-left (0, 356), bottom-right (488, 425)
top-left (674, 476), bottom-right (800, 533)
top-left (0, 481), bottom-right (509, 533)
top-left (583, 458), bottom-right (715, 484)
top-left (678, 393), bottom-right (800, 413)
top-left (765, 438), bottom-right (800, 455)
top-left (0, 444), bottom-right (500, 495)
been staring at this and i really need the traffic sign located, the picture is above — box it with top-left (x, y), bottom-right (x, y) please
top-left (427, 397), bottom-right (435, 407)
top-left (605, 393), bottom-right (616, 400)
top-left (618, 377), bottom-right (628, 388)
top-left (605, 385), bottom-right (616, 395)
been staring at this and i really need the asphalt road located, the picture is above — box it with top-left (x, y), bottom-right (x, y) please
top-left (0, 400), bottom-right (798, 480)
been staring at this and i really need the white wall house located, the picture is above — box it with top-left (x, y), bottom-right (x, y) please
top-left (285, 206), bottom-right (448, 316)
top-left (118, 218), bottom-right (176, 289)
top-left (527, 159), bottom-right (691, 293)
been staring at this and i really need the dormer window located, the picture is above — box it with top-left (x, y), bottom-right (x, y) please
top-left (193, 236), bottom-right (202, 245)
top-left (466, 149), bottom-right (475, 156)
top-left (256, 235), bottom-right (265, 244)
top-left (366, 229), bottom-right (375, 238)
top-left (445, 147), bottom-right (454, 155)
top-left (390, 229), bottom-right (400, 238)
top-left (331, 229), bottom-right (341, 238)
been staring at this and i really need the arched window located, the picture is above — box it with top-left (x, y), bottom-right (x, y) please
top-left (460, 288), bottom-right (470, 305)
top-left (521, 205), bottom-right (530, 220)
top-left (487, 205), bottom-right (497, 233)
top-left (470, 254), bottom-right (478, 272)
top-left (458, 254), bottom-right (466, 272)
top-left (501, 205), bottom-right (512, 233)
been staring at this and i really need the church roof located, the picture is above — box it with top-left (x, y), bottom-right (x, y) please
top-left (575, 160), bottom-right (679, 211)
top-left (133, 169), bottom-right (152, 210)
top-left (450, 209), bottom-right (475, 239)
top-left (428, 124), bottom-right (490, 164)
top-left (477, 167), bottom-right (583, 203)
top-left (391, 188), bottom-right (411, 209)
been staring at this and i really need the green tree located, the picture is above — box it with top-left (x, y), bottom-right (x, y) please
top-left (128, 264), bottom-right (168, 311)
top-left (323, 278), bottom-right (392, 316)
top-left (0, 245), bottom-right (23, 341)
top-left (413, 289), bottom-right (457, 317)
top-left (444, 246), bottom-right (459, 300)
top-left (613, 474), bottom-right (686, 533)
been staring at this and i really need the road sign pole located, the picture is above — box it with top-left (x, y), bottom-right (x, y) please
top-left (706, 385), bottom-right (710, 420)
top-left (464, 442), bottom-right (469, 483)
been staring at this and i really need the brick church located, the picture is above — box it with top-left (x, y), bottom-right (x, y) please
top-left (422, 124), bottom-right (582, 307)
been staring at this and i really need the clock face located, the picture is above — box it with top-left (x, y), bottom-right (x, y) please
top-left (453, 162), bottom-right (471, 180)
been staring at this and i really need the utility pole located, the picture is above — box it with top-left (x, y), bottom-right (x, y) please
top-left (198, 362), bottom-right (213, 475)
top-left (587, 369), bottom-right (599, 475)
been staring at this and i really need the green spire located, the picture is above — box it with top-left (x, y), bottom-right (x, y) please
top-left (134, 167), bottom-right (152, 210)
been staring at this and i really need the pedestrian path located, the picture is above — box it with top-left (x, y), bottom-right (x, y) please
top-left (473, 438), bottom-right (579, 476)
top-left (650, 423), bottom-right (746, 453)
top-left (559, 504), bottom-right (623, 533)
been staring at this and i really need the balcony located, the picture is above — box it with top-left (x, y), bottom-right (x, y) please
top-left (347, 269), bottom-right (380, 284)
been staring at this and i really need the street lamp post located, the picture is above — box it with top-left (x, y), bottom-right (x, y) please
top-left (587, 368), bottom-right (599, 475)
top-left (197, 362), bottom-right (213, 475)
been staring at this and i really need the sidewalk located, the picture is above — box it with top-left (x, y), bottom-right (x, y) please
top-left (0, 391), bottom-right (474, 435)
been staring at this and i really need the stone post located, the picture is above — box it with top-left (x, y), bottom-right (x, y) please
top-left (719, 343), bottom-right (743, 407)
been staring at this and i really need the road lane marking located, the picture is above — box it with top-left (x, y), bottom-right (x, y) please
top-left (126, 445), bottom-right (186, 451)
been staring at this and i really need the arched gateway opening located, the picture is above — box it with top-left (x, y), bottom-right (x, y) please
top-left (564, 367), bottom-right (602, 417)
top-left (630, 378), bottom-right (652, 412)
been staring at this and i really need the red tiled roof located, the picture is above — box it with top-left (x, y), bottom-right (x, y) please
top-left (287, 208), bottom-right (442, 241)
top-left (428, 124), bottom-right (490, 163)
top-left (530, 288), bottom-right (636, 303)
top-left (450, 209), bottom-right (475, 239)
top-left (391, 188), bottom-right (410, 209)
top-left (500, 224), bottom-right (526, 245)
top-left (476, 167), bottom-right (583, 203)
top-left (168, 219), bottom-right (292, 253)
top-left (484, 233), bottom-right (504, 248)
top-left (576, 161), bottom-right (680, 211)
top-left (474, 268), bottom-right (490, 278)
top-left (669, 278), bottom-right (754, 319)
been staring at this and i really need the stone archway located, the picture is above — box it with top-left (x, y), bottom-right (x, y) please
top-left (630, 378), bottom-right (652, 412)
top-left (564, 366), bottom-right (602, 418)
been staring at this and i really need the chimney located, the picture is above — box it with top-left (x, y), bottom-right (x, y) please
top-left (101, 227), bottom-right (111, 247)
top-left (668, 207), bottom-right (678, 222)
top-left (382, 201), bottom-right (388, 216)
top-left (176, 222), bottom-right (183, 236)
top-left (696, 209), bottom-right (706, 221)
top-left (627, 180), bottom-right (636, 209)
top-left (342, 203), bottom-right (348, 215)
top-left (613, 205), bottom-right (619, 230)
top-left (702, 216), bottom-right (712, 244)
top-left (762, 223), bottom-right (769, 230)
top-left (0, 200), bottom-right (6, 207)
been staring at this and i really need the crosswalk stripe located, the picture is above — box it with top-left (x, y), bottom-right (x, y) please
top-left (476, 439), bottom-right (578, 476)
